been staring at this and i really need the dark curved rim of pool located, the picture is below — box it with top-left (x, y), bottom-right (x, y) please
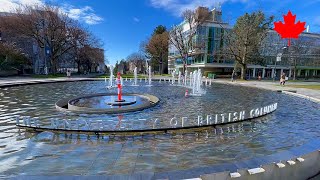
top-left (55, 93), bottom-right (159, 114)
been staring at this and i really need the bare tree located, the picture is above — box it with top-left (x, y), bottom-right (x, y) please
top-left (0, 4), bottom-right (104, 75)
top-left (78, 45), bottom-right (104, 73)
top-left (11, 5), bottom-right (77, 74)
top-left (67, 22), bottom-right (104, 73)
top-left (169, 7), bottom-right (210, 74)
top-left (126, 52), bottom-right (146, 73)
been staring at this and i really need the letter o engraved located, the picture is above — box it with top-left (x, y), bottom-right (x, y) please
top-left (255, 109), bottom-right (260, 117)
top-left (250, 109), bottom-right (254, 118)
top-left (170, 117), bottom-right (178, 127)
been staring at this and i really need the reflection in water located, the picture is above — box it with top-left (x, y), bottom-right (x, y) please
top-left (70, 95), bottom-right (145, 109)
top-left (17, 102), bottom-right (277, 131)
top-left (0, 81), bottom-right (319, 176)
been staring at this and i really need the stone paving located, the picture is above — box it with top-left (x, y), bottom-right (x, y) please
top-left (212, 79), bottom-right (320, 102)
top-left (0, 76), bottom-right (94, 88)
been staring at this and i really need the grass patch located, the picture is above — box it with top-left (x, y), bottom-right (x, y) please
top-left (154, 74), bottom-right (172, 77)
top-left (282, 85), bottom-right (320, 90)
top-left (95, 74), bottom-right (147, 78)
top-left (31, 74), bottom-right (66, 78)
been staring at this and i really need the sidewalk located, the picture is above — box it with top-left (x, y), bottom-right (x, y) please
top-left (0, 74), bottom-right (99, 88)
top-left (213, 79), bottom-right (320, 102)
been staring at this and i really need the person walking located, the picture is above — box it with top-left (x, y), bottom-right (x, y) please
top-left (280, 73), bottom-right (286, 86)
top-left (231, 70), bottom-right (236, 82)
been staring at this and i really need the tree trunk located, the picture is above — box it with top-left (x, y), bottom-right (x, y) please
top-left (50, 57), bottom-right (56, 75)
top-left (241, 44), bottom-right (247, 80)
top-left (240, 64), bottom-right (247, 80)
top-left (293, 59), bottom-right (297, 80)
top-left (182, 57), bottom-right (187, 76)
top-left (77, 61), bottom-right (81, 74)
top-left (159, 59), bottom-right (163, 75)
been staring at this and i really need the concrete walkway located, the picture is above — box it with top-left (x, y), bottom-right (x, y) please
top-left (212, 79), bottom-right (320, 102)
top-left (0, 76), bottom-right (95, 88)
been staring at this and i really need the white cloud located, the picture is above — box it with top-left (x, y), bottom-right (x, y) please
top-left (150, 0), bottom-right (247, 16)
top-left (63, 5), bottom-right (103, 25)
top-left (0, 0), bottom-right (104, 25)
top-left (0, 0), bottom-right (44, 12)
top-left (133, 17), bottom-right (140, 22)
top-left (83, 13), bottom-right (104, 25)
top-left (64, 5), bottom-right (104, 25)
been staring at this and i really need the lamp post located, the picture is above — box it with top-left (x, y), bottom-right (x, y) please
top-left (274, 53), bottom-right (281, 81)
top-left (274, 47), bottom-right (287, 81)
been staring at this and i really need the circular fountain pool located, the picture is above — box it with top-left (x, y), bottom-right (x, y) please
top-left (55, 93), bottom-right (159, 114)
top-left (0, 80), bottom-right (319, 177)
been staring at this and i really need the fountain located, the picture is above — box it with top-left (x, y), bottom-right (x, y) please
top-left (171, 70), bottom-right (175, 85)
top-left (107, 65), bottom-right (114, 88)
top-left (189, 71), bottom-right (193, 87)
top-left (56, 72), bottom-right (159, 114)
top-left (147, 66), bottom-right (152, 86)
top-left (178, 71), bottom-right (181, 85)
top-left (184, 70), bottom-right (188, 86)
top-left (5, 66), bottom-right (320, 179)
top-left (132, 66), bottom-right (138, 86)
top-left (188, 69), bottom-right (204, 96)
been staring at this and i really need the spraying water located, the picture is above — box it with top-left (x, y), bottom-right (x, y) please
top-left (189, 69), bottom-right (204, 96)
top-left (109, 65), bottom-right (114, 88)
top-left (178, 71), bottom-right (181, 85)
top-left (189, 72), bottom-right (193, 87)
top-left (133, 66), bottom-right (138, 86)
top-left (184, 70), bottom-right (188, 86)
top-left (171, 70), bottom-right (175, 85)
top-left (148, 66), bottom-right (152, 86)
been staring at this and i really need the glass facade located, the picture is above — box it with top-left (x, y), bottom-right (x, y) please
top-left (168, 8), bottom-right (320, 78)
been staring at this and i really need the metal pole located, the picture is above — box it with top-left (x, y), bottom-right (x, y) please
top-left (273, 60), bottom-right (277, 81)
top-left (293, 46), bottom-right (296, 80)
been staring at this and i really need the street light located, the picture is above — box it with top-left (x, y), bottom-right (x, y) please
top-left (273, 47), bottom-right (287, 81)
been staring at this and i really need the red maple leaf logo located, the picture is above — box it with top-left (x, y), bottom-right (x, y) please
top-left (274, 11), bottom-right (306, 46)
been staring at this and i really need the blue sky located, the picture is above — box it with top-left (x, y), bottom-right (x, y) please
top-left (1, 0), bottom-right (320, 65)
